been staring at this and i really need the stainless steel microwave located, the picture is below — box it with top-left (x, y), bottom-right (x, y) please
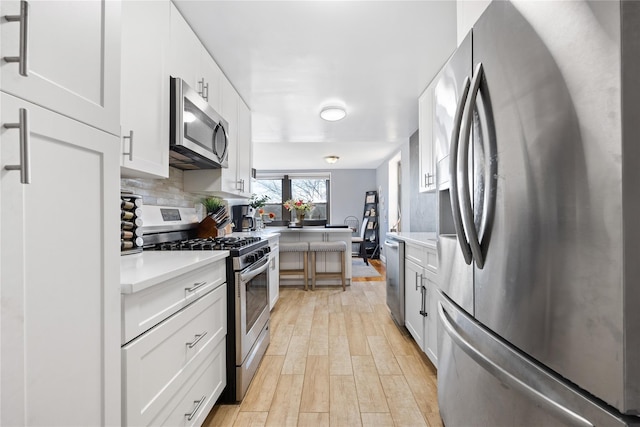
top-left (169, 77), bottom-right (229, 169)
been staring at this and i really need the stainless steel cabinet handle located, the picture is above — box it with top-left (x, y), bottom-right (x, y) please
top-left (184, 395), bottom-right (206, 421)
top-left (185, 332), bottom-right (207, 348)
top-left (122, 130), bottom-right (134, 161)
top-left (458, 63), bottom-right (485, 269)
top-left (420, 283), bottom-right (428, 317)
top-left (198, 78), bottom-right (209, 101)
top-left (4, 0), bottom-right (29, 76)
top-left (4, 108), bottom-right (31, 184)
top-left (185, 281), bottom-right (207, 293)
top-left (449, 76), bottom-right (473, 265)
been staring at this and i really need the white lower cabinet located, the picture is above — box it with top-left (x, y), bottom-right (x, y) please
top-left (405, 258), bottom-right (426, 350)
top-left (404, 243), bottom-right (439, 367)
top-left (0, 93), bottom-right (121, 426)
top-left (268, 235), bottom-right (280, 310)
top-left (121, 261), bottom-right (227, 427)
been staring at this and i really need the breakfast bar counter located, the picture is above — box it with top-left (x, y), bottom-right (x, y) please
top-left (267, 226), bottom-right (353, 285)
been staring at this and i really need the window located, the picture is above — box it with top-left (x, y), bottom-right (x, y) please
top-left (253, 174), bottom-right (330, 224)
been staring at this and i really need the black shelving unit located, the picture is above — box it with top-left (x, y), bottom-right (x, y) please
top-left (362, 190), bottom-right (380, 259)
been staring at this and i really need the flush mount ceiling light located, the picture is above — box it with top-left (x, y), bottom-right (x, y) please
top-left (320, 106), bottom-right (347, 121)
top-left (324, 155), bottom-right (340, 164)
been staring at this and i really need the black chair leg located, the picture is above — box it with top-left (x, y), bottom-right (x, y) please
top-left (359, 242), bottom-right (369, 265)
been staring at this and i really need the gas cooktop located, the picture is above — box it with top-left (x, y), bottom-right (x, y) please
top-left (149, 236), bottom-right (262, 252)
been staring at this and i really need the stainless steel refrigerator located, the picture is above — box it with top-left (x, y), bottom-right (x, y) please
top-left (435, 1), bottom-right (640, 425)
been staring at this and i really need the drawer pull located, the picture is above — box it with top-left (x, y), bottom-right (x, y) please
top-left (185, 281), bottom-right (207, 293)
top-left (185, 395), bottom-right (206, 421)
top-left (186, 332), bottom-right (207, 348)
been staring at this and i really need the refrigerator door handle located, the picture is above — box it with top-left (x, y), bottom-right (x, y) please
top-left (449, 76), bottom-right (473, 265)
top-left (438, 302), bottom-right (594, 427)
top-left (458, 62), bottom-right (485, 269)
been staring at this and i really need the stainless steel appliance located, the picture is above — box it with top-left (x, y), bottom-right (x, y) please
top-left (232, 205), bottom-right (256, 232)
top-left (384, 238), bottom-right (404, 327)
top-left (169, 77), bottom-right (229, 170)
top-left (139, 205), bottom-right (270, 403)
top-left (435, 1), bottom-right (640, 425)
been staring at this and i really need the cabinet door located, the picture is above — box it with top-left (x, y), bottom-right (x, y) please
top-left (201, 51), bottom-right (222, 113)
top-left (220, 76), bottom-right (239, 194)
top-left (168, 2), bottom-right (200, 89)
top-left (0, 0), bottom-right (121, 135)
top-left (269, 249), bottom-right (280, 310)
top-left (404, 259), bottom-right (425, 350)
top-left (120, 0), bottom-right (170, 179)
top-left (0, 94), bottom-right (120, 426)
top-left (418, 84), bottom-right (436, 192)
top-left (424, 271), bottom-right (439, 367)
top-left (237, 99), bottom-right (252, 197)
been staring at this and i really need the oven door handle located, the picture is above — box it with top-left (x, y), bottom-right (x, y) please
top-left (240, 256), bottom-right (270, 283)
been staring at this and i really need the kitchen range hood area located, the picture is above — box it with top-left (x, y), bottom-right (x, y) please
top-left (2, 1), bottom-right (640, 426)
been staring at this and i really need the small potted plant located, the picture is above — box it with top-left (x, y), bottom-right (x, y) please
top-left (198, 196), bottom-right (225, 238)
top-left (202, 196), bottom-right (224, 216)
top-left (248, 194), bottom-right (270, 210)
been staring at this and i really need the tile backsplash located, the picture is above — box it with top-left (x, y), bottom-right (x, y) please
top-left (121, 167), bottom-right (203, 208)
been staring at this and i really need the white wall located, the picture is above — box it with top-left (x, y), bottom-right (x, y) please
top-left (457, 0), bottom-right (492, 44)
top-left (376, 138), bottom-right (411, 247)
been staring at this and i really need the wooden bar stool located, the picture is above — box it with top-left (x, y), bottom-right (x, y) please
top-left (279, 242), bottom-right (310, 290)
top-left (309, 241), bottom-right (347, 291)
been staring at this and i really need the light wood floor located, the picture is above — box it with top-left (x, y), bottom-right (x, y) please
top-left (204, 259), bottom-right (442, 427)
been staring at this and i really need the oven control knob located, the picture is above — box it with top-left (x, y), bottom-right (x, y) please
top-left (246, 254), bottom-right (256, 263)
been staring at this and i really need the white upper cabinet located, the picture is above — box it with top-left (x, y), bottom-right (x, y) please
top-left (0, 0), bottom-right (121, 135)
top-left (169, 2), bottom-right (222, 114)
top-left (200, 50), bottom-right (223, 113)
top-left (168, 2), bottom-right (200, 90)
top-left (237, 98), bottom-right (253, 196)
top-left (418, 82), bottom-right (436, 192)
top-left (120, 0), bottom-right (170, 179)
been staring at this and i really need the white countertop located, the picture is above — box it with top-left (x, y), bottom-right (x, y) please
top-left (267, 226), bottom-right (352, 233)
top-left (120, 251), bottom-right (229, 294)
top-left (386, 232), bottom-right (438, 249)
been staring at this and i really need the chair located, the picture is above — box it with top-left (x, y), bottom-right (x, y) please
top-left (309, 241), bottom-right (347, 291)
top-left (279, 242), bottom-right (310, 290)
top-left (344, 216), bottom-right (359, 235)
top-left (351, 217), bottom-right (369, 265)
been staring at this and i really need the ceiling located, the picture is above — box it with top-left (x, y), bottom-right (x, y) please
top-left (174, 1), bottom-right (458, 171)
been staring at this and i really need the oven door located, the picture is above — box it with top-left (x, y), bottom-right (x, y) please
top-left (236, 256), bottom-right (270, 364)
top-left (169, 77), bottom-right (229, 169)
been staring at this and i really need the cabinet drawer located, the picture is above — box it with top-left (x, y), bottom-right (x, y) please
top-left (152, 339), bottom-right (226, 427)
top-left (122, 285), bottom-right (227, 427)
top-left (122, 259), bottom-right (226, 344)
top-left (405, 243), bottom-right (438, 274)
top-left (406, 243), bottom-right (426, 266)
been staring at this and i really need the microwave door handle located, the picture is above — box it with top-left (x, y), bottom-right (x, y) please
top-left (459, 63), bottom-right (485, 269)
top-left (449, 76), bottom-right (473, 265)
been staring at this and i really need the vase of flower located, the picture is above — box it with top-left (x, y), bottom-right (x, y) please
top-left (283, 198), bottom-right (314, 226)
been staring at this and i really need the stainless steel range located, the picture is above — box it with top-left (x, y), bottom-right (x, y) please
top-left (140, 205), bottom-right (271, 403)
